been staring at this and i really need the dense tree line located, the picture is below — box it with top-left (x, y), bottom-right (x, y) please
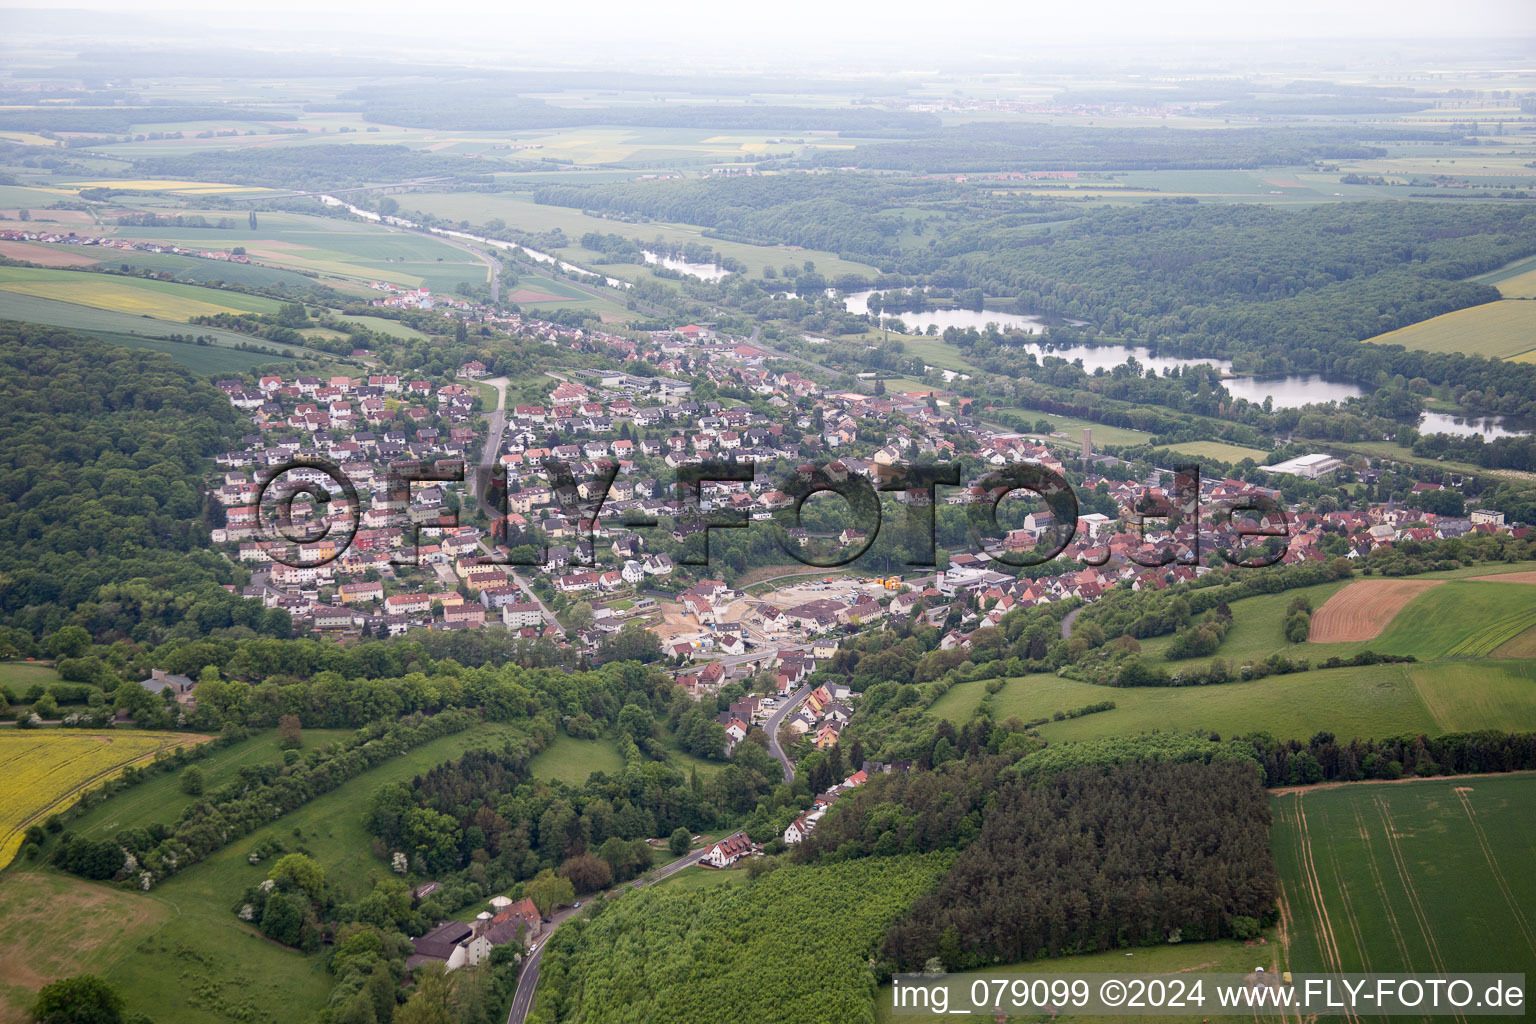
top-left (807, 122), bottom-right (1445, 173)
top-left (0, 105), bottom-right (286, 133)
top-left (878, 761), bottom-right (1277, 965)
top-left (344, 83), bottom-right (939, 133)
top-left (131, 144), bottom-right (500, 191)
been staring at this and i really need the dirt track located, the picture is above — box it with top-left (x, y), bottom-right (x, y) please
top-left (1308, 579), bottom-right (1442, 642)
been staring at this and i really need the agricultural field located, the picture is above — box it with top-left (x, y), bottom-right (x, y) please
top-left (528, 731), bottom-right (625, 785)
top-left (1369, 580), bottom-right (1536, 661)
top-left (338, 313), bottom-right (428, 339)
top-left (0, 265), bottom-right (282, 321)
top-left (938, 566), bottom-right (1536, 743)
top-left (0, 870), bottom-right (172, 1024)
top-left (1473, 253), bottom-right (1536, 299)
top-left (0, 730), bottom-right (206, 870)
top-left (1309, 578), bottom-right (1445, 642)
top-left (933, 665), bottom-right (1444, 743)
top-left (0, 293), bottom-right (309, 372)
top-left (1272, 774), bottom-right (1536, 982)
top-left (1164, 439), bottom-right (1270, 464)
top-left (1362, 300), bottom-right (1536, 360)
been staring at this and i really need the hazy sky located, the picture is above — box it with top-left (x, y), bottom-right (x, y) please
top-left (3, 0), bottom-right (1533, 67)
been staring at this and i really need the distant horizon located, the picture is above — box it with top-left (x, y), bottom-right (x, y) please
top-left (1, 0), bottom-right (1533, 69)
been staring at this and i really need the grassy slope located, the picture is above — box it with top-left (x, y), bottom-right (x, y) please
top-left (65, 727), bottom-right (356, 841)
top-left (0, 721), bottom-right (529, 1024)
top-left (0, 661), bottom-right (61, 691)
top-left (936, 566), bottom-right (1536, 743)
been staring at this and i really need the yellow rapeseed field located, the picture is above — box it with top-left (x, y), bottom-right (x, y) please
top-left (0, 731), bottom-right (197, 869)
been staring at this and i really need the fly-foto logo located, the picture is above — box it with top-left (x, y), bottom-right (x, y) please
top-left (252, 457), bottom-right (1289, 570)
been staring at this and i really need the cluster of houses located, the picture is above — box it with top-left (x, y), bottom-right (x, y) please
top-left (0, 226), bottom-right (251, 263)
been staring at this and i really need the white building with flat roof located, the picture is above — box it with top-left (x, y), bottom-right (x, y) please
top-left (1258, 453), bottom-right (1342, 479)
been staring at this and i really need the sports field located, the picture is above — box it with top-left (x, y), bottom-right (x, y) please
top-left (1363, 300), bottom-right (1536, 360)
top-left (1165, 439), bottom-right (1270, 464)
top-left (1273, 774), bottom-right (1536, 981)
top-left (0, 730), bottom-right (206, 869)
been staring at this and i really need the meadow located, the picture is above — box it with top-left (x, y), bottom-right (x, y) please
top-left (0, 661), bottom-right (61, 693)
top-left (528, 731), bottom-right (625, 786)
top-left (1362, 299), bottom-right (1536, 360)
top-left (932, 665), bottom-right (1445, 743)
top-left (0, 730), bottom-right (205, 870)
top-left (1272, 774), bottom-right (1536, 980)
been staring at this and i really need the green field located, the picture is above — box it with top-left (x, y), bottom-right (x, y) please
top-left (934, 665), bottom-right (1451, 743)
top-left (0, 661), bottom-right (62, 694)
top-left (935, 568), bottom-right (1536, 743)
top-left (528, 731), bottom-right (625, 785)
top-left (65, 727), bottom-right (355, 841)
top-left (1273, 774), bottom-right (1536, 982)
top-left (1165, 439), bottom-right (1270, 464)
top-left (0, 265), bottom-right (282, 321)
top-left (1363, 300), bottom-right (1536, 360)
top-left (1371, 580), bottom-right (1536, 661)
top-left (338, 313), bottom-right (428, 340)
top-left (1473, 253), bottom-right (1536, 299)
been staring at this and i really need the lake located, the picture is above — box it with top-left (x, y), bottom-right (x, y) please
top-left (842, 290), bottom-right (1049, 334)
top-left (643, 250), bottom-right (731, 281)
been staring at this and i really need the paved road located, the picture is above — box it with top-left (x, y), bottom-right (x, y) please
top-left (472, 377), bottom-right (509, 518)
top-left (506, 847), bottom-right (708, 1024)
top-left (765, 684), bottom-right (813, 782)
top-left (1060, 605), bottom-right (1082, 640)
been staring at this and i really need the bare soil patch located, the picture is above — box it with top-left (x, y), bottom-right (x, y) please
top-left (506, 288), bottom-right (567, 303)
top-left (1469, 570), bottom-right (1536, 585)
top-left (1308, 579), bottom-right (1443, 642)
top-left (0, 241), bottom-right (100, 267)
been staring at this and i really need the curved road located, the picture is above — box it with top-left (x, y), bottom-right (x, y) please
top-left (764, 684), bottom-right (813, 782)
top-left (506, 847), bottom-right (708, 1024)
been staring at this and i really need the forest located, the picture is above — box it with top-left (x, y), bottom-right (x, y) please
top-left (805, 122), bottom-right (1451, 172)
top-left (874, 760), bottom-right (1278, 965)
top-left (0, 323), bottom-right (286, 641)
top-left (132, 144), bottom-right (504, 191)
top-left (532, 854), bottom-right (951, 1024)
